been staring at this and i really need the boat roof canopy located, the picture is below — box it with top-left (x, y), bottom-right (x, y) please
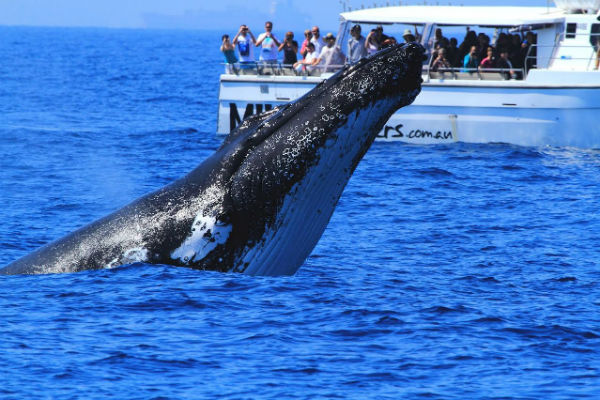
top-left (340, 6), bottom-right (567, 27)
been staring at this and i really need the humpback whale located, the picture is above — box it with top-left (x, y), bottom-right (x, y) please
top-left (1, 43), bottom-right (425, 276)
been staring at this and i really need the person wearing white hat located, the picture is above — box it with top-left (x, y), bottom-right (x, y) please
top-left (403, 29), bottom-right (416, 43)
top-left (316, 33), bottom-right (346, 73)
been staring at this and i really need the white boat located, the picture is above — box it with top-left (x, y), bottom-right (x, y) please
top-left (218, 0), bottom-right (600, 148)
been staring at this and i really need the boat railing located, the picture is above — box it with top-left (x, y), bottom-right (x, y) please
top-left (222, 62), bottom-right (346, 77)
top-left (425, 66), bottom-right (525, 81)
top-left (525, 43), bottom-right (600, 73)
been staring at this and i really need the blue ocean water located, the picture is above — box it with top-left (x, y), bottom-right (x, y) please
top-left (1, 26), bottom-right (600, 399)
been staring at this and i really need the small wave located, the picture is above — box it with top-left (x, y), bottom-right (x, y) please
top-left (456, 275), bottom-right (500, 284)
top-left (107, 74), bottom-right (130, 82)
top-left (330, 328), bottom-right (393, 337)
top-left (554, 276), bottom-right (577, 282)
top-left (507, 148), bottom-right (544, 160)
top-left (412, 167), bottom-right (454, 177)
top-left (145, 95), bottom-right (190, 103)
top-left (472, 316), bottom-right (505, 323)
top-left (156, 127), bottom-right (199, 135)
top-left (422, 305), bottom-right (471, 314)
top-left (375, 316), bottom-right (405, 326)
top-left (501, 164), bottom-right (525, 171)
top-left (501, 325), bottom-right (600, 340)
top-left (271, 367), bottom-right (321, 374)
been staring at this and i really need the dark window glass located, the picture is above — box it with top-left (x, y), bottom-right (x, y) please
top-left (566, 23), bottom-right (577, 39)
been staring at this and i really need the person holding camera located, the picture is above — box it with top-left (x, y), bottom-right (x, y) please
top-left (256, 21), bottom-right (281, 65)
top-left (279, 31), bottom-right (298, 67)
top-left (232, 24), bottom-right (256, 68)
top-left (220, 34), bottom-right (238, 73)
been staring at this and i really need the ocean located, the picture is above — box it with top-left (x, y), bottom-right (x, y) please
top-left (1, 27), bottom-right (599, 399)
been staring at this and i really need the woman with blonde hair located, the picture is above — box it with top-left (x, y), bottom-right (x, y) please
top-left (300, 29), bottom-right (312, 59)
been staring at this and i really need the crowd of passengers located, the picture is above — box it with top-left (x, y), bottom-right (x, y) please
top-left (429, 27), bottom-right (538, 79)
top-left (219, 22), bottom-right (409, 74)
top-left (220, 21), bottom-right (540, 78)
top-left (220, 21), bottom-right (345, 74)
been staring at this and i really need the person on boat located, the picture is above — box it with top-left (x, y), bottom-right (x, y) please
top-left (479, 46), bottom-right (496, 70)
top-left (365, 27), bottom-right (383, 56)
top-left (430, 28), bottom-right (449, 52)
top-left (463, 45), bottom-right (479, 72)
top-left (476, 33), bottom-right (491, 64)
top-left (496, 51), bottom-right (516, 79)
top-left (402, 29), bottom-right (416, 43)
top-left (220, 34), bottom-right (238, 73)
top-left (508, 34), bottom-right (522, 68)
top-left (495, 32), bottom-right (510, 54)
top-left (256, 21), bottom-right (280, 66)
top-left (521, 31), bottom-right (537, 70)
top-left (310, 26), bottom-right (325, 56)
top-left (348, 24), bottom-right (367, 63)
top-left (232, 24), bottom-right (256, 69)
top-left (300, 29), bottom-right (312, 59)
top-left (594, 46), bottom-right (600, 70)
top-left (430, 48), bottom-right (452, 72)
top-left (381, 36), bottom-right (398, 49)
top-left (316, 33), bottom-right (346, 73)
top-left (458, 29), bottom-right (477, 63)
top-left (293, 42), bottom-right (318, 74)
top-left (279, 31), bottom-right (298, 68)
top-left (446, 37), bottom-right (460, 67)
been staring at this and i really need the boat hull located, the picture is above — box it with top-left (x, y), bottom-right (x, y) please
top-left (218, 76), bottom-right (600, 148)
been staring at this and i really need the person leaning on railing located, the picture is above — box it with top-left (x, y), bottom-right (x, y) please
top-left (431, 48), bottom-right (451, 72)
top-left (497, 50), bottom-right (516, 79)
top-left (293, 42), bottom-right (319, 74)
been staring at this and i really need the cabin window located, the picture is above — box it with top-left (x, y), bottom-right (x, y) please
top-left (566, 23), bottom-right (577, 39)
top-left (591, 24), bottom-right (600, 48)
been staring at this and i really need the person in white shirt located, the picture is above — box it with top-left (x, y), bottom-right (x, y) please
top-left (293, 43), bottom-right (318, 74)
top-left (255, 21), bottom-right (280, 65)
top-left (232, 24), bottom-right (256, 68)
top-left (310, 26), bottom-right (325, 56)
top-left (315, 33), bottom-right (346, 73)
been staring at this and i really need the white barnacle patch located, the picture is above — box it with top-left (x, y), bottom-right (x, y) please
top-left (170, 214), bottom-right (232, 264)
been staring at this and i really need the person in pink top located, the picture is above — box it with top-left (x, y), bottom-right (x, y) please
top-left (479, 47), bottom-right (496, 70)
top-left (300, 29), bottom-right (312, 59)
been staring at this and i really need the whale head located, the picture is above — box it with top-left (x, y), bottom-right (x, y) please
top-left (175, 43), bottom-right (426, 275)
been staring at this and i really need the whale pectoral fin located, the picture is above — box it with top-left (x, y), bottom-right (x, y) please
top-left (220, 106), bottom-right (284, 148)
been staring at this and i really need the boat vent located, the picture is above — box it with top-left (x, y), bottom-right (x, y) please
top-left (553, 0), bottom-right (600, 13)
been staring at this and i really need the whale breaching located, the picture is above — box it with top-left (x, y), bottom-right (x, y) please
top-left (1, 43), bottom-right (425, 276)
